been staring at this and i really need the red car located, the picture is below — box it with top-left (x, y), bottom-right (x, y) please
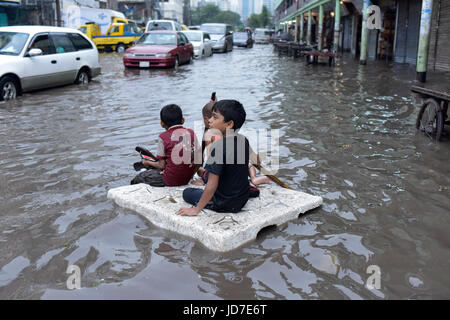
top-left (123, 31), bottom-right (194, 68)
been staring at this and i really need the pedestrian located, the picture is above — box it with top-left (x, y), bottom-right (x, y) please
top-left (131, 104), bottom-right (200, 186)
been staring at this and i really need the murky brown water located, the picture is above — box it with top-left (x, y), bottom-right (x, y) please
top-left (1, 45), bottom-right (449, 299)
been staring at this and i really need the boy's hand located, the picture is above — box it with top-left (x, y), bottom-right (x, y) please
top-left (142, 159), bottom-right (153, 167)
top-left (176, 207), bottom-right (200, 216)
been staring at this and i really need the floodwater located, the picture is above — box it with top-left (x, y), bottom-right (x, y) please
top-left (0, 45), bottom-right (449, 300)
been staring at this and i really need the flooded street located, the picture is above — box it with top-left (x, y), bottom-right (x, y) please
top-left (0, 45), bottom-right (449, 299)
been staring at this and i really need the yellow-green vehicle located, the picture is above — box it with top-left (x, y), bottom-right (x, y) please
top-left (78, 20), bottom-right (142, 53)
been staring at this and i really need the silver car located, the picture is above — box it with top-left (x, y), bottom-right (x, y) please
top-left (200, 23), bottom-right (233, 53)
top-left (0, 26), bottom-right (101, 101)
top-left (253, 28), bottom-right (271, 44)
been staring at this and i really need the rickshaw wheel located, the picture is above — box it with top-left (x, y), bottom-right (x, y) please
top-left (416, 98), bottom-right (444, 141)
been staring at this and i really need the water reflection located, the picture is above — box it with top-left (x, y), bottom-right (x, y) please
top-left (0, 47), bottom-right (449, 299)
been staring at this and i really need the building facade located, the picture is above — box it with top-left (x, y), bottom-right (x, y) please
top-left (274, 0), bottom-right (450, 81)
top-left (161, 0), bottom-right (183, 22)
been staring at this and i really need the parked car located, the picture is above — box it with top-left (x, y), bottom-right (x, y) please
top-left (253, 28), bottom-right (271, 44)
top-left (0, 26), bottom-right (101, 101)
top-left (182, 30), bottom-right (213, 58)
top-left (123, 31), bottom-right (193, 68)
top-left (188, 26), bottom-right (200, 30)
top-left (200, 23), bottom-right (233, 53)
top-left (233, 31), bottom-right (253, 48)
top-left (145, 20), bottom-right (183, 32)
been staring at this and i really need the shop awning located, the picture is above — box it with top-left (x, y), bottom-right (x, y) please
top-left (0, 0), bottom-right (21, 7)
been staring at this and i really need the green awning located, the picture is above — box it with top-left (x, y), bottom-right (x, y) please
top-left (277, 0), bottom-right (333, 24)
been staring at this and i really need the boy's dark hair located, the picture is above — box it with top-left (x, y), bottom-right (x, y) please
top-left (160, 104), bottom-right (183, 127)
top-left (212, 99), bottom-right (246, 130)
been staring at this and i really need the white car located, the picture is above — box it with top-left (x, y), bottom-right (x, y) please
top-left (253, 28), bottom-right (271, 44)
top-left (0, 26), bottom-right (101, 101)
top-left (182, 30), bottom-right (213, 58)
top-left (145, 20), bottom-right (183, 32)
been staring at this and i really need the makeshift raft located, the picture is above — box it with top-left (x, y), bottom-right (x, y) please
top-left (107, 183), bottom-right (323, 252)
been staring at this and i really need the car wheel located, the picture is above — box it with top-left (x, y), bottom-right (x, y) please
top-left (75, 69), bottom-right (90, 85)
top-left (116, 44), bottom-right (126, 53)
top-left (174, 56), bottom-right (179, 69)
top-left (0, 76), bottom-right (18, 101)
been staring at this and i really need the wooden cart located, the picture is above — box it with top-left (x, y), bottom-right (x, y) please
top-left (304, 51), bottom-right (340, 66)
top-left (411, 85), bottom-right (450, 141)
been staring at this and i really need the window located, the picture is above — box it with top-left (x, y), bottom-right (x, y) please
top-left (203, 33), bottom-right (211, 40)
top-left (183, 32), bottom-right (201, 42)
top-left (68, 33), bottom-right (93, 50)
top-left (180, 33), bottom-right (189, 44)
top-left (124, 24), bottom-right (131, 34)
top-left (137, 33), bottom-right (177, 45)
top-left (29, 34), bottom-right (55, 55)
top-left (177, 33), bottom-right (183, 45)
top-left (109, 26), bottom-right (120, 35)
top-left (0, 32), bottom-right (29, 56)
top-left (51, 33), bottom-right (76, 53)
top-left (201, 24), bottom-right (226, 35)
top-left (129, 22), bottom-right (140, 34)
top-left (148, 21), bottom-right (173, 31)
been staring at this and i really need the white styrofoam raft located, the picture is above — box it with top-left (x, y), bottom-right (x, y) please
top-left (107, 183), bottom-right (322, 252)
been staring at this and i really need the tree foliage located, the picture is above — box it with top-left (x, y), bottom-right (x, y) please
top-left (247, 6), bottom-right (272, 29)
top-left (191, 4), bottom-right (242, 28)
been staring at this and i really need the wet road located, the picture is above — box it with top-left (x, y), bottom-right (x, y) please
top-left (0, 45), bottom-right (449, 299)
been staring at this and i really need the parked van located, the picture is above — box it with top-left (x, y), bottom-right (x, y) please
top-left (145, 20), bottom-right (182, 32)
top-left (253, 28), bottom-right (271, 44)
top-left (200, 23), bottom-right (233, 53)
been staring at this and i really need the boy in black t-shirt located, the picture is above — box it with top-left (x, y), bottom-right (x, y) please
top-left (177, 100), bottom-right (251, 215)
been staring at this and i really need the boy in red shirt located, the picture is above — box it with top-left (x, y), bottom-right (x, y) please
top-left (131, 104), bottom-right (200, 186)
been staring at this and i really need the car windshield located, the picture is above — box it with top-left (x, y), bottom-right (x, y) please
top-left (0, 32), bottom-right (29, 56)
top-left (148, 22), bottom-right (173, 31)
top-left (255, 29), bottom-right (270, 35)
top-left (129, 22), bottom-right (141, 33)
top-left (78, 27), bottom-right (87, 34)
top-left (200, 25), bottom-right (225, 35)
top-left (138, 33), bottom-right (176, 45)
top-left (233, 33), bottom-right (247, 40)
top-left (183, 32), bottom-right (201, 42)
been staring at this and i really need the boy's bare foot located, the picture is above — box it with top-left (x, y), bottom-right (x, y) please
top-left (252, 176), bottom-right (273, 186)
top-left (192, 179), bottom-right (205, 186)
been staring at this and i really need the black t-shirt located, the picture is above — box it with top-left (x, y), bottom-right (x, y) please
top-left (205, 134), bottom-right (251, 213)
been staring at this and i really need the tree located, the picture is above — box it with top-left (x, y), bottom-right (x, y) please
top-left (260, 5), bottom-right (271, 28)
top-left (183, 0), bottom-right (191, 25)
top-left (200, 4), bottom-right (221, 23)
top-left (215, 10), bottom-right (241, 27)
top-left (189, 4), bottom-right (242, 28)
top-left (247, 14), bottom-right (261, 29)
